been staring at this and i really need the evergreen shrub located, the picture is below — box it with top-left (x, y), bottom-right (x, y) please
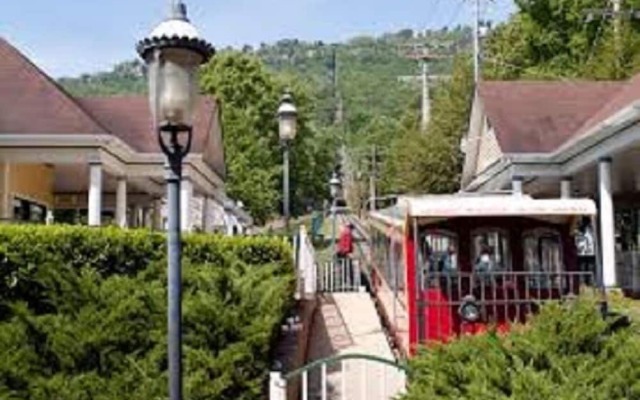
top-left (402, 298), bottom-right (640, 400)
top-left (0, 225), bottom-right (294, 400)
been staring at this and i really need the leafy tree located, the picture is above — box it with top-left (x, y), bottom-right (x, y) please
top-left (200, 52), bottom-right (337, 223)
top-left (384, 56), bottom-right (474, 194)
top-left (484, 0), bottom-right (640, 80)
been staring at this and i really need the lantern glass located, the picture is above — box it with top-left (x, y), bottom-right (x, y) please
top-left (148, 47), bottom-right (203, 127)
top-left (330, 175), bottom-right (341, 199)
top-left (279, 114), bottom-right (297, 141)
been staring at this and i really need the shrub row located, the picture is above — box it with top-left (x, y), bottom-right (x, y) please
top-left (402, 298), bottom-right (640, 400)
top-left (0, 225), bottom-right (294, 399)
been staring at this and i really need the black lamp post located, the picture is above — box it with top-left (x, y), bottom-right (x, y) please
top-left (329, 171), bottom-right (342, 265)
top-left (137, 2), bottom-right (213, 400)
top-left (278, 91), bottom-right (298, 232)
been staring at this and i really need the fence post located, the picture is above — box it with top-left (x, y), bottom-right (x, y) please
top-left (269, 371), bottom-right (287, 400)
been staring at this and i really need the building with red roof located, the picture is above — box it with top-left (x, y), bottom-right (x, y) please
top-left (0, 37), bottom-right (251, 232)
top-left (462, 77), bottom-right (640, 291)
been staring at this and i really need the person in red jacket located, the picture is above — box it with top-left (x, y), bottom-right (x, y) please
top-left (336, 224), bottom-right (355, 288)
top-left (337, 223), bottom-right (354, 259)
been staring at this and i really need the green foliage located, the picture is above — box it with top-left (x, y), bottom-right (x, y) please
top-left (485, 0), bottom-right (640, 80)
top-left (200, 52), bottom-right (338, 222)
top-left (0, 225), bottom-right (294, 400)
top-left (383, 56), bottom-right (474, 194)
top-left (59, 61), bottom-right (147, 96)
top-left (402, 298), bottom-right (640, 400)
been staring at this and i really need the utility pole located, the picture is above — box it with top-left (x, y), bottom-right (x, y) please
top-left (400, 43), bottom-right (448, 132)
top-left (473, 0), bottom-right (481, 84)
top-left (585, 0), bottom-right (640, 73)
top-left (421, 61), bottom-right (430, 132)
top-left (369, 145), bottom-right (377, 212)
top-left (330, 44), bottom-right (344, 126)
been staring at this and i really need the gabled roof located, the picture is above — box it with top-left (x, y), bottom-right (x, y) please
top-left (78, 96), bottom-right (225, 177)
top-left (571, 74), bottom-right (640, 140)
top-left (0, 38), bottom-right (106, 134)
top-left (478, 81), bottom-right (624, 153)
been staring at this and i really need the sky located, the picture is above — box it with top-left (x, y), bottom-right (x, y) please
top-left (0, 0), bottom-right (515, 78)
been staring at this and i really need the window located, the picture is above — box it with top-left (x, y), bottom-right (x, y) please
top-left (421, 231), bottom-right (458, 274)
top-left (523, 229), bottom-right (564, 288)
top-left (13, 197), bottom-right (47, 223)
top-left (471, 229), bottom-right (511, 272)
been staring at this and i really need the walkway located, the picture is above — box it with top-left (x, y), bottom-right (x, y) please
top-left (305, 292), bottom-right (405, 400)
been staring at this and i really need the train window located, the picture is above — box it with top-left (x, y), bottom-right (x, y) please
top-left (421, 231), bottom-right (458, 274)
top-left (523, 229), bottom-right (563, 287)
top-left (471, 229), bottom-right (511, 272)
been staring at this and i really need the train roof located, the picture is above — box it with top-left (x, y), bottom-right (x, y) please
top-left (369, 194), bottom-right (597, 226)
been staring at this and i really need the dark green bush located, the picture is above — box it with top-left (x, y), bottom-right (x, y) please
top-left (0, 225), bottom-right (294, 400)
top-left (403, 298), bottom-right (640, 400)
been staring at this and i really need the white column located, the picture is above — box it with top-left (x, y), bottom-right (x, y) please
top-left (512, 176), bottom-right (524, 196)
top-left (180, 178), bottom-right (193, 232)
top-left (116, 178), bottom-right (127, 228)
top-left (269, 371), bottom-right (286, 400)
top-left (132, 205), bottom-right (143, 228)
top-left (153, 198), bottom-right (164, 230)
top-left (561, 178), bottom-right (572, 199)
top-left (88, 162), bottom-right (103, 226)
top-left (599, 158), bottom-right (616, 287)
top-left (143, 207), bottom-right (152, 228)
top-left (202, 197), bottom-right (212, 233)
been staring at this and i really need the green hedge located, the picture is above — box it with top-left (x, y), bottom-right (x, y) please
top-left (402, 298), bottom-right (640, 400)
top-left (0, 225), bottom-right (294, 400)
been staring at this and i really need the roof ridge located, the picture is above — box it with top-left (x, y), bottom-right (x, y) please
top-left (0, 37), bottom-right (111, 134)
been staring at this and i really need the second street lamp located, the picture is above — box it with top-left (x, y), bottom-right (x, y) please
top-left (137, 2), bottom-right (213, 400)
top-left (278, 91), bottom-right (298, 232)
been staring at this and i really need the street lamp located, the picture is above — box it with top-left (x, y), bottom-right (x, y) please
top-left (137, 2), bottom-right (213, 400)
top-left (329, 171), bottom-right (342, 265)
top-left (278, 91), bottom-right (298, 232)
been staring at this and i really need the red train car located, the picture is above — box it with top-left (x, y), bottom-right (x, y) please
top-left (366, 194), bottom-right (601, 356)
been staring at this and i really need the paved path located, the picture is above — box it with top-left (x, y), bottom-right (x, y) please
top-left (305, 292), bottom-right (405, 400)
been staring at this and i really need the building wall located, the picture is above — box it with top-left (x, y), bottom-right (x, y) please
top-left (8, 163), bottom-right (55, 207)
top-left (475, 121), bottom-right (503, 175)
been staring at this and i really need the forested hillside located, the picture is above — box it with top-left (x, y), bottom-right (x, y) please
top-left (59, 26), bottom-right (471, 129)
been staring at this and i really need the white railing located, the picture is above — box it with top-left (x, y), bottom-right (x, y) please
top-left (297, 225), bottom-right (318, 299)
top-left (316, 259), bottom-right (364, 293)
top-left (270, 354), bottom-right (407, 400)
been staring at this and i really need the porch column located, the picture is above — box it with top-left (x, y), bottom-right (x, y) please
top-left (512, 176), bottom-right (524, 196)
top-left (599, 157), bottom-right (616, 287)
top-left (180, 178), bottom-right (193, 232)
top-left (153, 198), bottom-right (164, 230)
top-left (88, 162), bottom-right (103, 226)
top-left (561, 177), bottom-right (572, 199)
top-left (131, 204), bottom-right (142, 228)
top-left (202, 197), bottom-right (212, 232)
top-left (116, 178), bottom-right (127, 228)
top-left (0, 163), bottom-right (10, 220)
top-left (143, 207), bottom-right (152, 228)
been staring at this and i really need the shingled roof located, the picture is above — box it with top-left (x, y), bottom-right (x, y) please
top-left (478, 80), bottom-right (626, 153)
top-left (78, 96), bottom-right (225, 177)
top-left (78, 96), bottom-right (216, 154)
top-left (0, 37), bottom-right (225, 178)
top-left (0, 38), bottom-right (106, 134)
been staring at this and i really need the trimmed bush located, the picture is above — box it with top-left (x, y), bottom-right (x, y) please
top-left (0, 225), bottom-right (294, 400)
top-left (402, 298), bottom-right (640, 400)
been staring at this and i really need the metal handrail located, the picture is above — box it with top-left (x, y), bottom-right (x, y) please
top-left (283, 353), bottom-right (409, 381)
